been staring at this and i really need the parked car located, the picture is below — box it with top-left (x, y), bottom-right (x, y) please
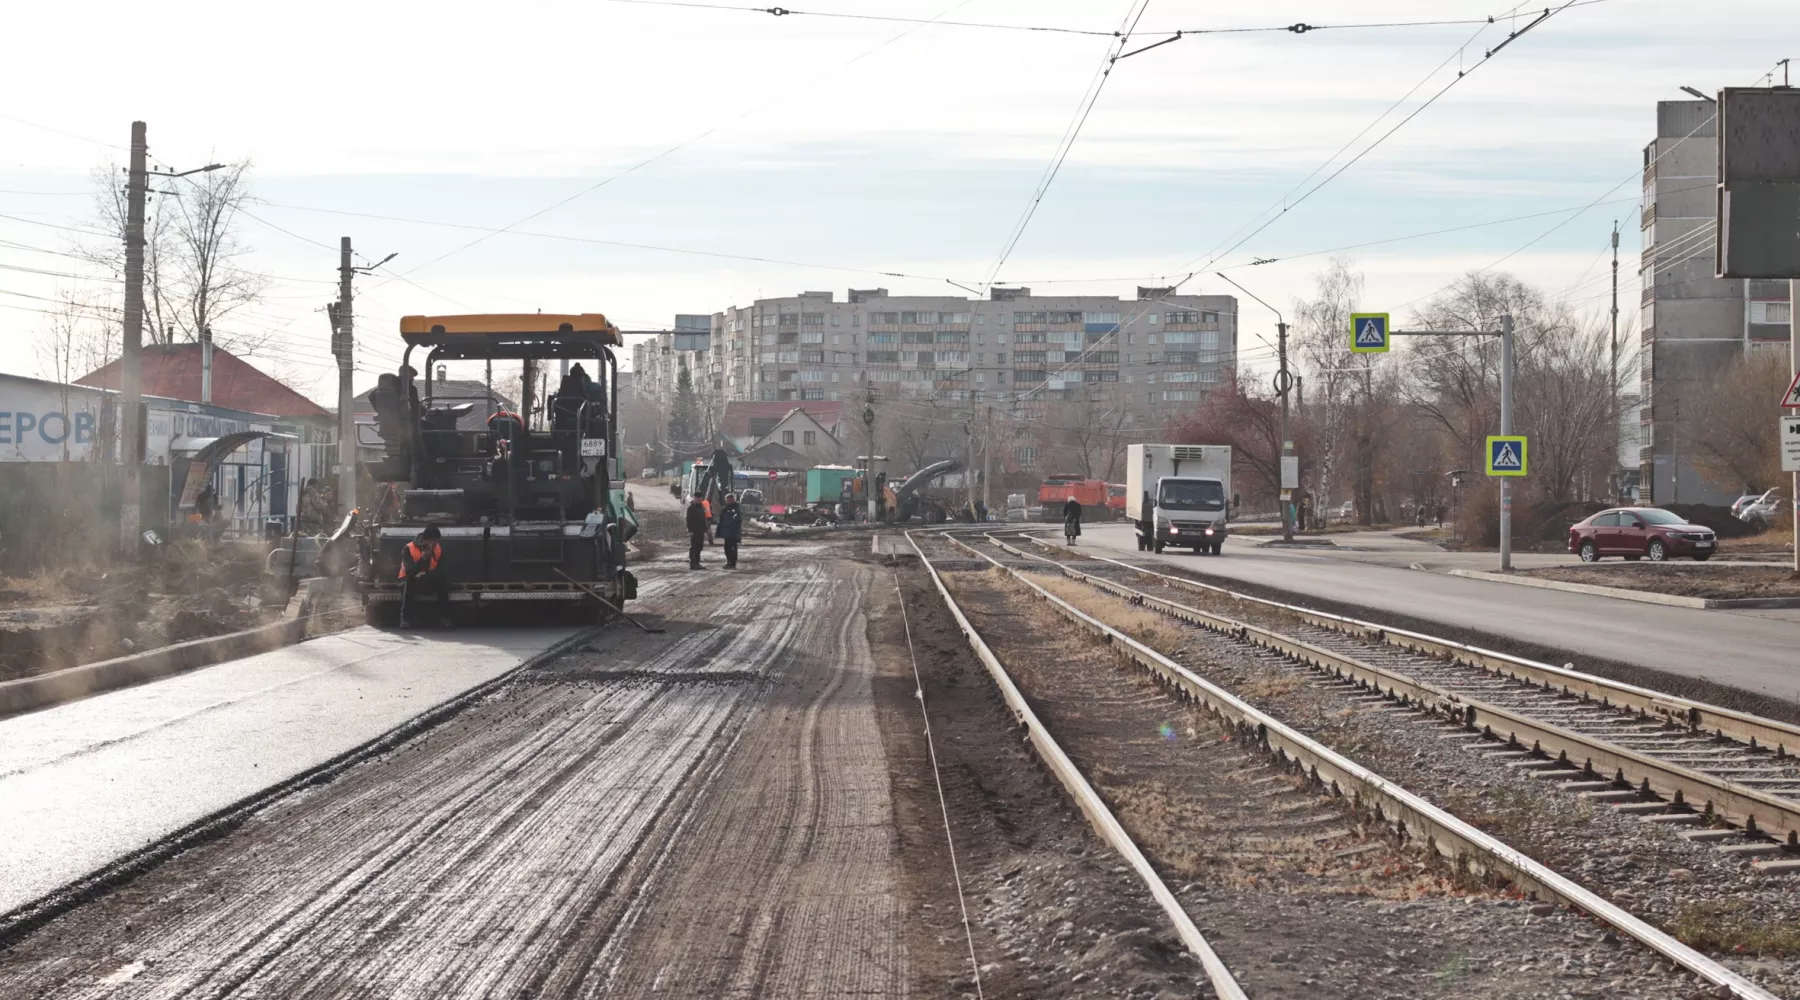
top-left (1730, 493), bottom-right (1764, 519)
top-left (1330, 500), bottom-right (1355, 522)
top-left (1567, 507), bottom-right (1717, 562)
top-left (1737, 489), bottom-right (1788, 529)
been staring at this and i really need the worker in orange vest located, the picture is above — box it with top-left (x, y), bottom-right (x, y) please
top-left (398, 524), bottom-right (452, 628)
top-left (700, 497), bottom-right (715, 545)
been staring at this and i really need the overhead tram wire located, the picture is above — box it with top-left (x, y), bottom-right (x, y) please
top-left (1163, 1), bottom-right (1580, 289)
top-left (982, 0), bottom-right (1153, 291)
top-left (390, 0), bottom-right (980, 284)
top-left (598, 0), bottom-right (1613, 39)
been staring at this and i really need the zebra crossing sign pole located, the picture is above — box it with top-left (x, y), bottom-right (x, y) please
top-left (1359, 313), bottom-right (1517, 569)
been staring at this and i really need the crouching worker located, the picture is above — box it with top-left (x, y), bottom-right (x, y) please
top-left (399, 524), bottom-right (453, 628)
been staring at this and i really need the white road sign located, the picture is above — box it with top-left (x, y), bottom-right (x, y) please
top-left (1782, 416), bottom-right (1800, 472)
top-left (1781, 368), bottom-right (1800, 409)
top-left (1281, 455), bottom-right (1299, 489)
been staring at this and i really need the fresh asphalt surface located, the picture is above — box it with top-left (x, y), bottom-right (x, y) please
top-left (1073, 522), bottom-right (1800, 705)
top-left (0, 626), bottom-right (579, 916)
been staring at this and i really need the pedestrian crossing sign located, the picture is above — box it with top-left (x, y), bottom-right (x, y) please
top-left (1349, 313), bottom-right (1390, 353)
top-left (1486, 435), bottom-right (1528, 477)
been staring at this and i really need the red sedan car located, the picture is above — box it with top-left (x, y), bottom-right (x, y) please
top-left (1567, 507), bottom-right (1717, 562)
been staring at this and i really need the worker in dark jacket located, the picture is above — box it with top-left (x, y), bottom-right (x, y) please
top-left (399, 524), bottom-right (452, 627)
top-left (1063, 496), bottom-right (1083, 545)
top-left (686, 497), bottom-right (708, 569)
top-left (718, 493), bottom-right (744, 569)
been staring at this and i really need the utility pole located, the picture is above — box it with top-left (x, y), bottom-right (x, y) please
top-left (1277, 319), bottom-right (1294, 542)
top-left (1670, 397), bottom-right (1680, 505)
top-left (1609, 222), bottom-right (1620, 409)
top-left (1498, 315), bottom-right (1515, 571)
top-left (1791, 277), bottom-right (1798, 573)
top-left (334, 237), bottom-right (357, 514)
top-left (119, 121), bottom-right (148, 554)
top-left (1215, 273), bottom-right (1293, 540)
top-left (982, 402), bottom-right (994, 517)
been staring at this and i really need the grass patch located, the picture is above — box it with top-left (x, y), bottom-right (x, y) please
top-left (1522, 564), bottom-right (1800, 600)
top-left (1669, 900), bottom-right (1800, 956)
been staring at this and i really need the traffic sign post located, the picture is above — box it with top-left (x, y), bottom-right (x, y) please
top-left (1375, 314), bottom-right (1516, 569)
top-left (1349, 313), bottom-right (1390, 353)
top-left (1779, 417), bottom-right (1800, 472)
top-left (1485, 436), bottom-right (1528, 476)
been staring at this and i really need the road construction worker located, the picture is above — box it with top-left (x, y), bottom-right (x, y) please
top-left (701, 496), bottom-right (715, 545)
top-left (399, 524), bottom-right (452, 628)
top-left (487, 408), bottom-right (524, 457)
top-left (686, 497), bottom-right (709, 570)
top-left (719, 493), bottom-right (744, 569)
top-left (1063, 496), bottom-right (1083, 545)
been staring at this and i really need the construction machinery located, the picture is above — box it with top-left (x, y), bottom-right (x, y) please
top-left (887, 459), bottom-right (960, 523)
top-left (351, 314), bottom-right (636, 624)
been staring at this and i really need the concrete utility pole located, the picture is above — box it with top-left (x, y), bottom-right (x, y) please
top-left (1610, 222), bottom-right (1620, 410)
top-left (1216, 273), bottom-right (1294, 540)
top-left (335, 237), bottom-right (357, 514)
top-left (982, 402), bottom-right (994, 517)
top-left (119, 121), bottom-right (148, 553)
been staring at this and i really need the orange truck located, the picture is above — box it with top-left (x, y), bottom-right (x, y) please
top-left (1105, 483), bottom-right (1128, 518)
top-left (1036, 475), bottom-right (1108, 518)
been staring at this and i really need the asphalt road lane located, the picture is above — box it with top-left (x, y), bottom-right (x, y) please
top-left (0, 545), bottom-right (916, 999)
top-left (0, 625), bottom-right (582, 916)
top-left (1077, 523), bottom-right (1800, 704)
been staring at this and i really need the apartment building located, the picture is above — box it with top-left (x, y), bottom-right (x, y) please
top-left (646, 287), bottom-right (1236, 414)
top-left (1639, 99), bottom-right (1793, 503)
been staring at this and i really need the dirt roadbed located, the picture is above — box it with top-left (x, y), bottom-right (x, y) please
top-left (0, 533), bottom-right (1210, 999)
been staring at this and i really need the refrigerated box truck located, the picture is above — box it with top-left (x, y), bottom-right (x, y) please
top-left (1125, 443), bottom-right (1234, 554)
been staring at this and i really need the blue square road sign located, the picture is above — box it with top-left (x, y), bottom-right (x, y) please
top-left (1349, 313), bottom-right (1389, 353)
top-left (1485, 435), bottom-right (1528, 477)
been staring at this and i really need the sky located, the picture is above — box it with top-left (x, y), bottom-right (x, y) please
top-left (0, 0), bottom-right (1792, 402)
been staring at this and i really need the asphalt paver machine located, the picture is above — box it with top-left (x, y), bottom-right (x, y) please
top-left (353, 314), bottom-right (637, 624)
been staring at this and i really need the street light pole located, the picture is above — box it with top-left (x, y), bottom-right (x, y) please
top-left (1215, 273), bottom-right (1294, 541)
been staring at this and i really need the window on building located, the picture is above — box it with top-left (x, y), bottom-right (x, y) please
top-left (780, 313), bottom-right (799, 325)
top-left (852, 313), bottom-right (860, 326)
top-left (1147, 333), bottom-right (1158, 345)
top-left (976, 314), bottom-right (985, 324)
top-left (997, 372), bottom-right (1007, 383)
top-left (1148, 313), bottom-right (1158, 325)
top-left (998, 333), bottom-right (1008, 344)
top-left (1752, 301), bottom-right (1792, 325)
top-left (996, 352), bottom-right (1007, 364)
top-left (804, 430), bottom-right (817, 445)
top-left (831, 372), bottom-right (840, 382)
top-left (1202, 311), bottom-right (1219, 323)
top-left (782, 430), bottom-right (795, 445)
top-left (831, 314), bottom-right (840, 326)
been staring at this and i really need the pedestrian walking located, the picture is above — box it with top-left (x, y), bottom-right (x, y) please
top-left (398, 524), bottom-right (453, 628)
top-left (1435, 502), bottom-right (1447, 528)
top-left (686, 496), bottom-right (709, 569)
top-left (1063, 496), bottom-right (1083, 545)
top-left (719, 492), bottom-right (744, 569)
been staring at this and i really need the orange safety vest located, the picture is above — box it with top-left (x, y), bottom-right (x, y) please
top-left (398, 540), bottom-right (442, 579)
top-left (702, 499), bottom-right (713, 519)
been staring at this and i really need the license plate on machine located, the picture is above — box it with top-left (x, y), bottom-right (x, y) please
top-left (580, 439), bottom-right (607, 457)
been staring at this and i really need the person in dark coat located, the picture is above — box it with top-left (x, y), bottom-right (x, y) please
top-left (399, 524), bottom-right (452, 628)
top-left (686, 497), bottom-right (708, 569)
top-left (718, 493), bottom-right (744, 569)
top-left (1063, 497), bottom-right (1083, 545)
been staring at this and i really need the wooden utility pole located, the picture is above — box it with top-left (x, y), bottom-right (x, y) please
top-left (119, 121), bottom-right (148, 553)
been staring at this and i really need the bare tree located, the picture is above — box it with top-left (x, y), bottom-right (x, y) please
top-left (32, 290), bottom-right (117, 460)
top-left (1292, 257), bottom-right (1391, 521)
top-left (1687, 350), bottom-right (1790, 492)
top-left (1035, 381), bottom-right (1143, 480)
top-left (166, 162), bottom-right (269, 349)
top-left (74, 160), bottom-right (268, 350)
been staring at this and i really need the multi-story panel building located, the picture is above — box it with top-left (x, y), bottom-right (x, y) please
top-left (643, 287), bottom-right (1237, 412)
top-left (1639, 99), bottom-right (1793, 503)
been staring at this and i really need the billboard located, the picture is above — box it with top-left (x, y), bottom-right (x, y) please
top-left (1716, 87), bottom-right (1800, 279)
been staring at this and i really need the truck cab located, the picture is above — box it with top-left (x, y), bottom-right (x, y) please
top-left (1147, 476), bottom-right (1230, 554)
top-left (1126, 443), bottom-right (1233, 555)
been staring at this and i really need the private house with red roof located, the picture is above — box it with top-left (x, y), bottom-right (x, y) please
top-left (72, 343), bottom-right (338, 535)
top-left (719, 400), bottom-right (843, 454)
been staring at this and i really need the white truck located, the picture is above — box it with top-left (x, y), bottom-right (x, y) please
top-left (1125, 444), bottom-right (1235, 555)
